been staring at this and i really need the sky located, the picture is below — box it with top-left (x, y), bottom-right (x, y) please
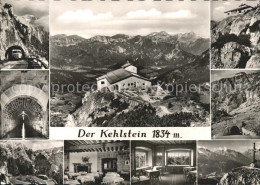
top-left (211, 0), bottom-right (258, 21)
top-left (199, 140), bottom-right (259, 153)
top-left (211, 70), bottom-right (260, 82)
top-left (50, 0), bottom-right (210, 38)
top-left (6, 0), bottom-right (49, 30)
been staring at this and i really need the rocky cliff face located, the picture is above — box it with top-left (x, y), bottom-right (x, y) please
top-left (211, 71), bottom-right (260, 136)
top-left (220, 167), bottom-right (260, 185)
top-left (212, 71), bottom-right (260, 121)
top-left (0, 3), bottom-right (49, 60)
top-left (211, 7), bottom-right (260, 68)
top-left (0, 142), bottom-right (63, 183)
top-left (51, 31), bottom-right (209, 68)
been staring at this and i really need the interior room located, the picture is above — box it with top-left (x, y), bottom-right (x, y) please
top-left (64, 140), bottom-right (130, 185)
top-left (131, 140), bottom-right (197, 185)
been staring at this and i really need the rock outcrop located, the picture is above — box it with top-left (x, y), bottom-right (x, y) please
top-left (0, 3), bottom-right (49, 60)
top-left (0, 142), bottom-right (63, 184)
top-left (220, 167), bottom-right (260, 185)
top-left (211, 7), bottom-right (260, 68)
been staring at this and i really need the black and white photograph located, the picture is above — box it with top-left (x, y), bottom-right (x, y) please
top-left (198, 140), bottom-right (260, 185)
top-left (50, 0), bottom-right (210, 128)
top-left (211, 1), bottom-right (260, 69)
top-left (211, 70), bottom-right (260, 139)
top-left (64, 140), bottom-right (130, 185)
top-left (0, 0), bottom-right (49, 69)
top-left (0, 140), bottom-right (63, 184)
top-left (131, 140), bottom-right (197, 185)
top-left (0, 70), bottom-right (49, 139)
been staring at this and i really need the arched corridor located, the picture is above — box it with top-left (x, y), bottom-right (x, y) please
top-left (1, 83), bottom-right (49, 139)
top-left (2, 97), bottom-right (47, 139)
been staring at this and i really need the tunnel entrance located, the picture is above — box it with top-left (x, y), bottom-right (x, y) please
top-left (230, 126), bottom-right (241, 135)
top-left (2, 97), bottom-right (46, 139)
top-left (5, 45), bottom-right (26, 61)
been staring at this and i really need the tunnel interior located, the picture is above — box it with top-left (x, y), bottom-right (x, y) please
top-left (229, 126), bottom-right (241, 135)
top-left (5, 45), bottom-right (26, 61)
top-left (2, 97), bottom-right (48, 139)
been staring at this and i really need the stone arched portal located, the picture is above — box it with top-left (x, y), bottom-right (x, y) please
top-left (229, 126), bottom-right (241, 135)
top-left (5, 45), bottom-right (26, 61)
top-left (1, 84), bottom-right (48, 139)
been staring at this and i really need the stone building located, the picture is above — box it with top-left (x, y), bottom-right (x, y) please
top-left (96, 63), bottom-right (151, 91)
top-left (224, 4), bottom-right (253, 17)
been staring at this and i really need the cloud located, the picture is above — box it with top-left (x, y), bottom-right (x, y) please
top-left (35, 15), bottom-right (49, 31)
top-left (51, 1), bottom-right (210, 38)
top-left (126, 8), bottom-right (161, 18)
top-left (58, 9), bottom-right (113, 23)
top-left (223, 2), bottom-right (231, 6)
top-left (11, 1), bottom-right (49, 18)
top-left (126, 9), bottom-right (196, 19)
top-left (165, 10), bottom-right (196, 19)
top-left (215, 6), bottom-right (226, 11)
top-left (213, 147), bottom-right (227, 152)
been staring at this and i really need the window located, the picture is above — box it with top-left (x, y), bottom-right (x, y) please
top-left (167, 150), bottom-right (191, 166)
top-left (136, 151), bottom-right (147, 168)
top-left (101, 81), bottom-right (105, 84)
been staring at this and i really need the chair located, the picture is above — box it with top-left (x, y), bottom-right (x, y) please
top-left (150, 171), bottom-right (160, 185)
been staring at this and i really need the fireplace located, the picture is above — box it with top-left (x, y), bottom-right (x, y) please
top-left (73, 163), bottom-right (92, 173)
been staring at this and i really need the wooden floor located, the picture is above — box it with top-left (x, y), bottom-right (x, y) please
top-left (131, 174), bottom-right (194, 185)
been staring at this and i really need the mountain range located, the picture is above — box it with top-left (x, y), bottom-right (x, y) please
top-left (50, 31), bottom-right (209, 68)
top-left (199, 146), bottom-right (260, 185)
top-left (198, 146), bottom-right (252, 178)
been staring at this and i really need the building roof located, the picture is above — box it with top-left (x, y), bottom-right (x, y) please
top-left (97, 68), bottom-right (150, 84)
top-left (224, 4), bottom-right (253, 13)
top-left (121, 63), bottom-right (132, 68)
